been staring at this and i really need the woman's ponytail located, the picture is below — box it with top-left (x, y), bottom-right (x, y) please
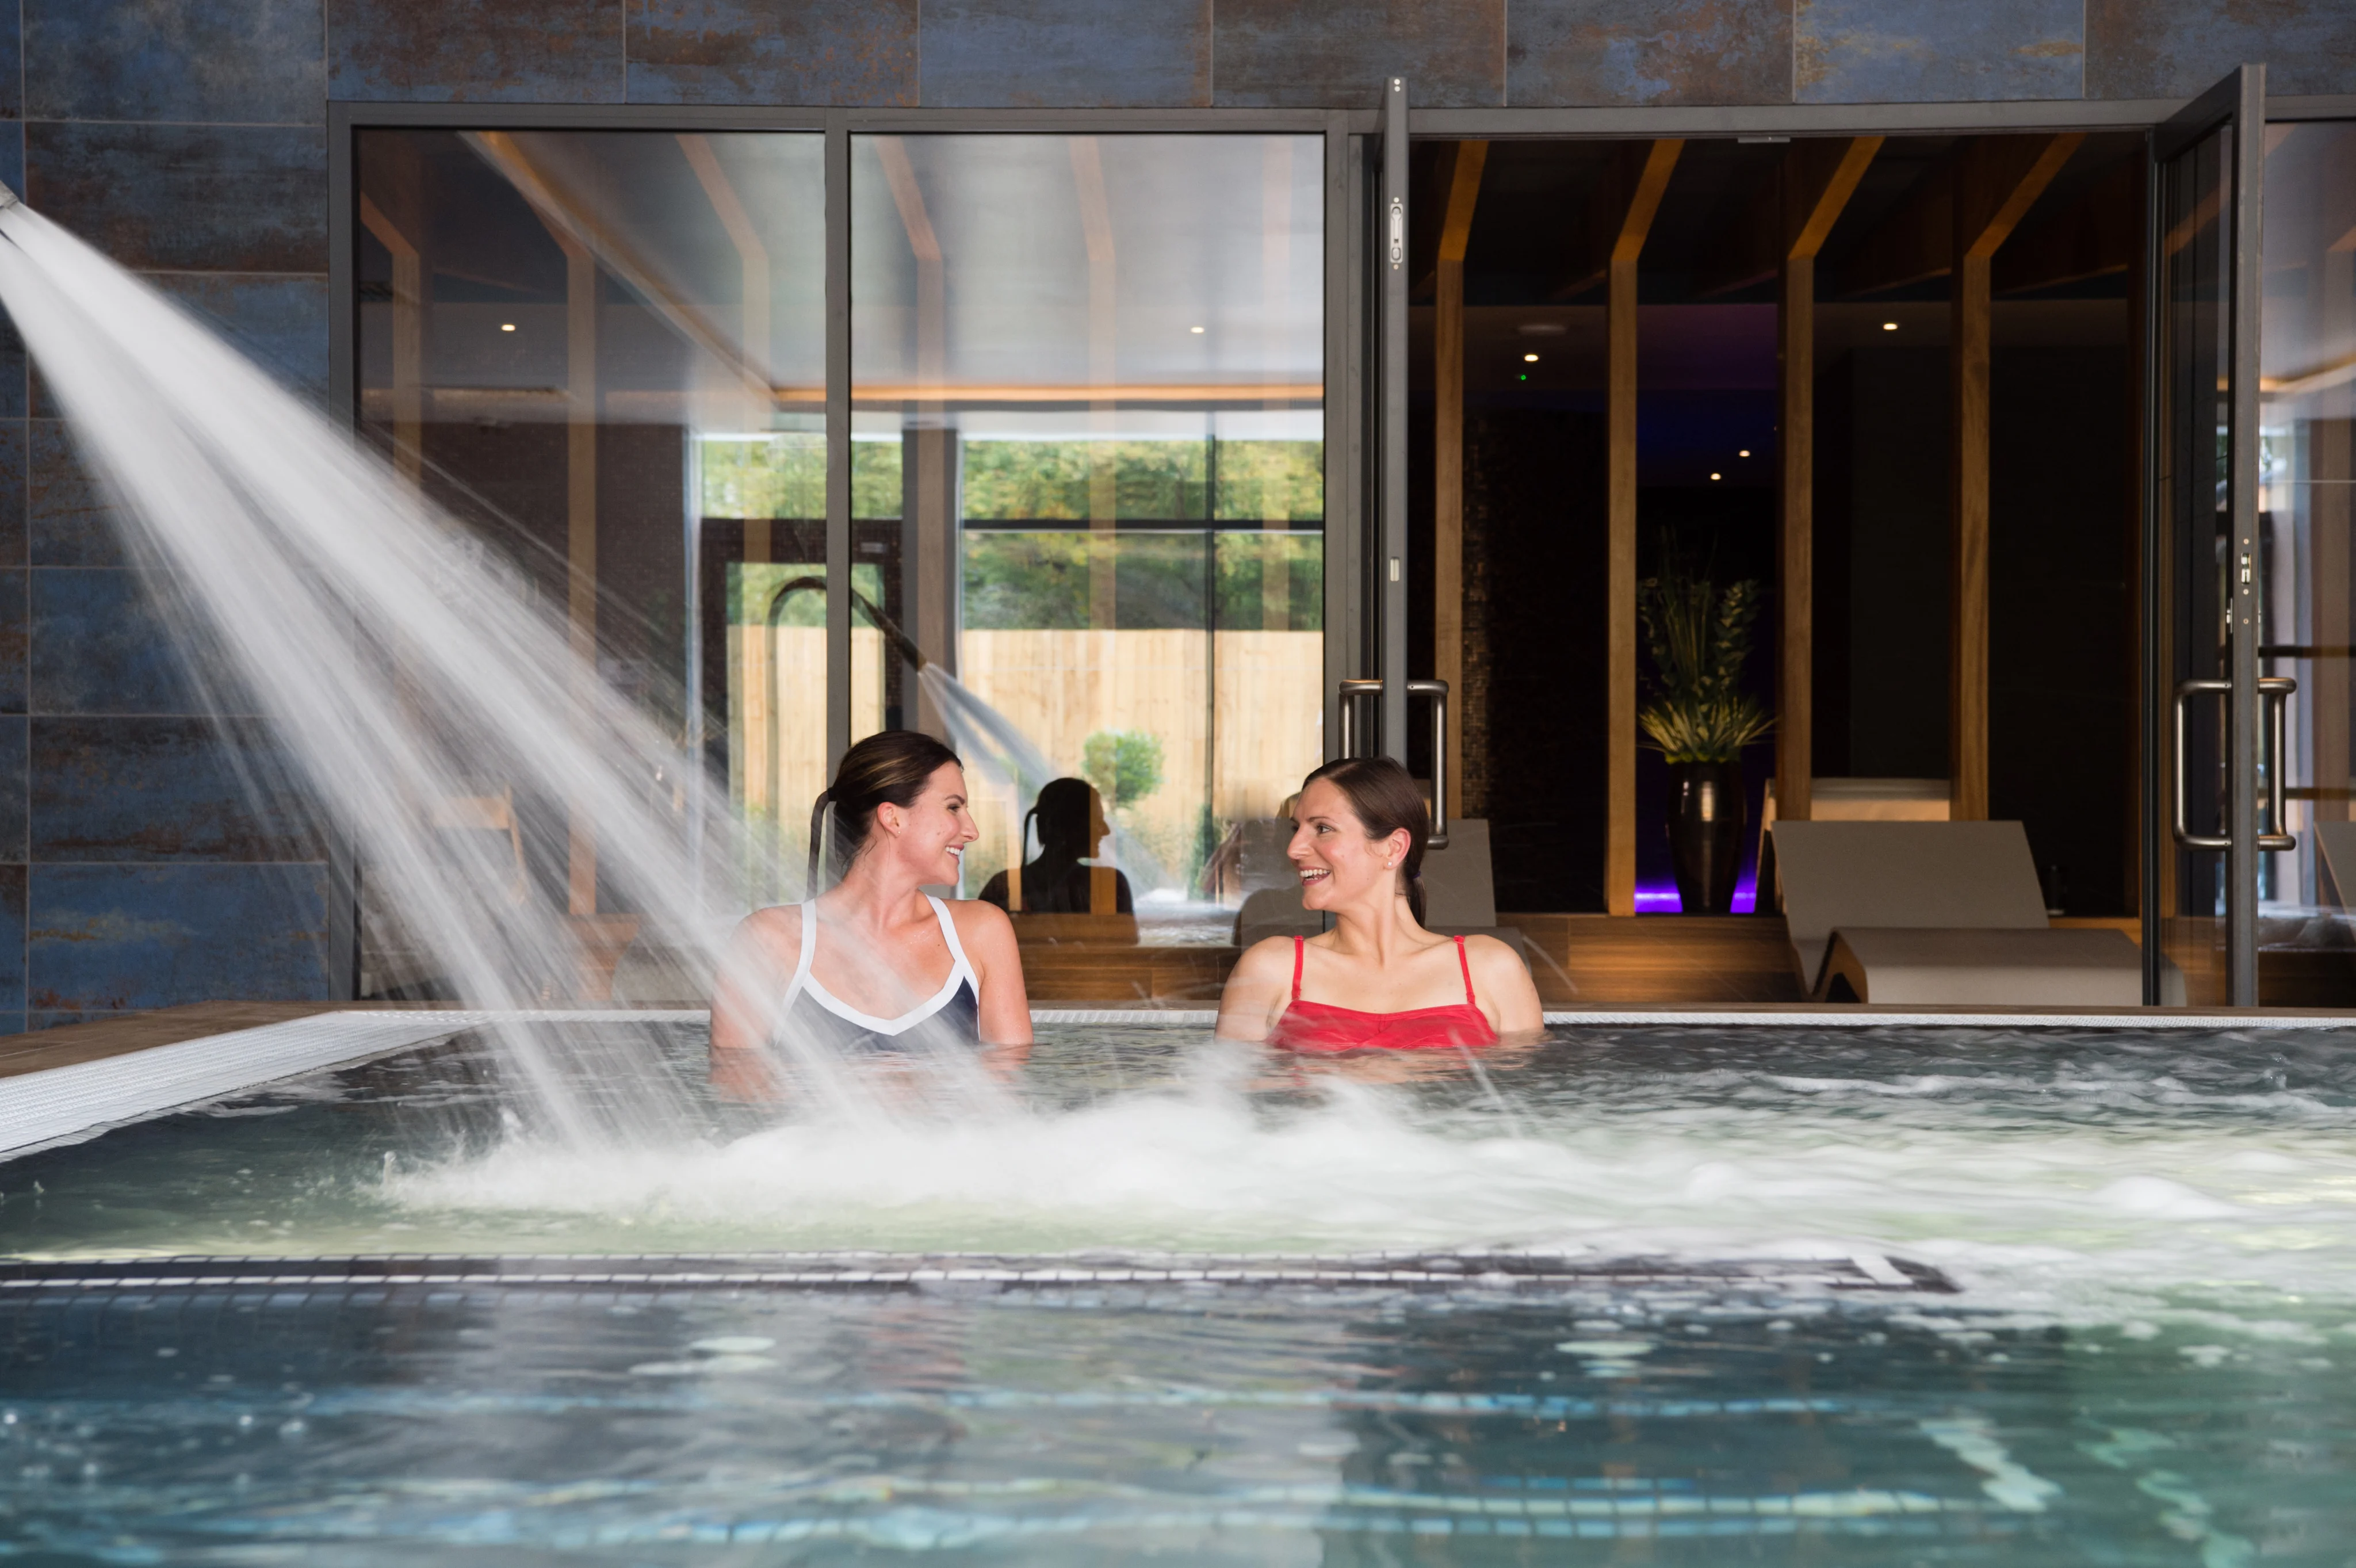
top-left (805, 730), bottom-right (963, 893)
top-left (806, 787), bottom-right (834, 893)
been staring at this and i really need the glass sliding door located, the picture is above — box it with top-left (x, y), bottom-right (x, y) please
top-left (850, 135), bottom-right (1326, 936)
top-left (2256, 117), bottom-right (2356, 1003)
top-left (354, 129), bottom-right (825, 989)
top-left (2151, 69), bottom-right (2268, 1005)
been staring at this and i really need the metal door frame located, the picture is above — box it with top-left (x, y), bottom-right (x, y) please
top-left (2145, 66), bottom-right (2269, 1005)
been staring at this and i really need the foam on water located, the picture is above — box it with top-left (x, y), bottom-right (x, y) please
top-left (377, 1030), bottom-right (2356, 1335)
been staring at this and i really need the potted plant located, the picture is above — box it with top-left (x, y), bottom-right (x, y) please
top-left (1636, 557), bottom-right (1772, 914)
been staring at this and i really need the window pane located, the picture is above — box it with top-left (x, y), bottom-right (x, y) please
top-left (354, 129), bottom-right (825, 955)
top-left (851, 135), bottom-right (1324, 934)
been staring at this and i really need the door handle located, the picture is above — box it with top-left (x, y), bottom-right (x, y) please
top-left (2172, 679), bottom-right (2230, 850)
top-left (2260, 675), bottom-right (2297, 852)
top-left (2171, 676), bottom-right (2299, 851)
top-left (1334, 677), bottom-right (1450, 848)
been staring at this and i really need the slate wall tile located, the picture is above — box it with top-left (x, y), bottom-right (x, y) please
top-left (30, 568), bottom-right (213, 716)
top-left (32, 717), bottom-right (320, 862)
top-left (2086, 0), bottom-right (2356, 100)
top-left (29, 422), bottom-right (129, 569)
top-left (0, 570), bottom-right (25, 715)
top-left (1508, 0), bottom-right (1792, 106)
top-left (1796, 0), bottom-right (2082, 104)
top-left (27, 863), bottom-right (330, 1014)
top-left (328, 0), bottom-right (625, 104)
top-left (0, 1), bottom-right (20, 128)
top-left (920, 0), bottom-right (1207, 108)
top-left (0, 719), bottom-right (24, 866)
top-left (25, 0), bottom-right (325, 125)
top-left (0, 424), bottom-right (24, 565)
top-left (0, 319), bottom-right (24, 422)
top-left (630, 0), bottom-right (918, 106)
top-left (25, 123), bottom-right (325, 275)
top-left (0, 866), bottom-right (26, 1016)
top-left (1213, 0), bottom-right (1505, 108)
top-left (151, 274), bottom-right (329, 407)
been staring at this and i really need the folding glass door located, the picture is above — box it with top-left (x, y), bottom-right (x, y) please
top-left (2151, 68), bottom-right (2270, 1007)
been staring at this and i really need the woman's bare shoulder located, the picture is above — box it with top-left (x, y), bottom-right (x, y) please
top-left (1462, 932), bottom-right (1535, 982)
top-left (733, 902), bottom-right (802, 951)
top-left (1230, 934), bottom-right (1302, 981)
top-left (943, 896), bottom-right (1017, 948)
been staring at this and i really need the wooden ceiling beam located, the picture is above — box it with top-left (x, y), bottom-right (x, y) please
top-left (1995, 154), bottom-right (2138, 295)
top-left (1699, 136), bottom-right (1881, 297)
top-left (1958, 131), bottom-right (2085, 259)
top-left (1554, 139), bottom-right (1682, 300)
top-left (1437, 140), bottom-right (1489, 265)
top-left (1844, 132), bottom-right (2080, 297)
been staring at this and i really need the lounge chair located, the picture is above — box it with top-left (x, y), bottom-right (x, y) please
top-left (1770, 820), bottom-right (2162, 1005)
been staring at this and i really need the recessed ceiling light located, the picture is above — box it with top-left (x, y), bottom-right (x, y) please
top-left (1523, 352), bottom-right (1539, 362)
top-left (1738, 449), bottom-right (1751, 458)
top-left (500, 323), bottom-right (517, 332)
top-left (1710, 472), bottom-right (1723, 481)
top-left (1881, 321), bottom-right (1899, 331)
top-left (1189, 325), bottom-right (1206, 334)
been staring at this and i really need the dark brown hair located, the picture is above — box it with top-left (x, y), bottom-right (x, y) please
top-left (1298, 755), bottom-right (1431, 924)
top-left (808, 730), bottom-right (964, 889)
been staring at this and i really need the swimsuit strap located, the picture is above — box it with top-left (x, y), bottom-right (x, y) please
top-left (792, 899), bottom-right (820, 1000)
top-left (927, 894), bottom-right (979, 988)
top-left (1291, 935), bottom-right (1306, 1003)
top-left (1454, 934), bottom-right (1475, 1007)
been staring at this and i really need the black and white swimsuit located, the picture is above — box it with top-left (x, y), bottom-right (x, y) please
top-left (776, 894), bottom-right (981, 1053)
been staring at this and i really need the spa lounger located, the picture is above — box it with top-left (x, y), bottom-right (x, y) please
top-left (1769, 820), bottom-right (2158, 1005)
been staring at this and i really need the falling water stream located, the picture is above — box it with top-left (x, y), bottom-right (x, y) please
top-left (6, 177), bottom-right (2356, 1564)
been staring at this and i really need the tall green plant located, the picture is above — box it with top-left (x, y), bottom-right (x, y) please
top-left (1636, 557), bottom-right (1772, 763)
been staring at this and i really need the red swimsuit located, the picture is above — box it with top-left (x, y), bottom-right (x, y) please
top-left (1267, 935), bottom-right (1498, 1053)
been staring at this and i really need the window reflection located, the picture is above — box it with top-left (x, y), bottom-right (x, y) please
top-left (851, 135), bottom-right (1325, 932)
top-left (355, 130), bottom-right (826, 972)
top-left (2259, 122), bottom-right (2356, 973)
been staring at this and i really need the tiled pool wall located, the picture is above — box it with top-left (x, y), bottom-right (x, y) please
top-left (1, 1), bottom-right (2354, 1039)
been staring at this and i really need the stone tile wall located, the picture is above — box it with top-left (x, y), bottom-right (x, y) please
top-left (0, 0), bottom-right (2350, 1030)
top-left (7, 0), bottom-right (330, 1033)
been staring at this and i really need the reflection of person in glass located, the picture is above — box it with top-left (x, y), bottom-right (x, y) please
top-left (977, 778), bottom-right (1134, 916)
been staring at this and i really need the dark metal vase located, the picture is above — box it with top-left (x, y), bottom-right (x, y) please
top-left (1665, 759), bottom-right (1745, 915)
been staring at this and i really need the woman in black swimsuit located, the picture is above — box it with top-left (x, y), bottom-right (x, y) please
top-left (710, 732), bottom-right (1030, 1096)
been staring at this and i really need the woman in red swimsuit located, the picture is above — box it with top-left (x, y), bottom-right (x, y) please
top-left (1215, 756), bottom-right (1543, 1051)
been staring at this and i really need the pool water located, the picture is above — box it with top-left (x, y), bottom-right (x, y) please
top-left (3, 1020), bottom-right (2356, 1561)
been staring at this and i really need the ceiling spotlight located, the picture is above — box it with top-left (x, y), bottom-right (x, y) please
top-left (1738, 449), bottom-right (1751, 458)
top-left (1710, 472), bottom-right (1723, 481)
top-left (1523, 353), bottom-right (1539, 362)
top-left (1189, 325), bottom-right (1206, 334)
top-left (500, 323), bottom-right (517, 332)
top-left (1881, 321), bottom-right (1899, 331)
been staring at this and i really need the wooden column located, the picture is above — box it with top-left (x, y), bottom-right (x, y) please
top-left (1072, 137), bottom-right (1119, 634)
top-left (1777, 255), bottom-right (1815, 825)
top-left (877, 137), bottom-right (951, 733)
top-left (1261, 137), bottom-right (1297, 637)
top-left (680, 133), bottom-right (771, 565)
top-left (1604, 140), bottom-right (1682, 916)
top-left (561, 235), bottom-right (600, 917)
top-left (357, 195), bottom-right (424, 488)
top-left (1949, 246), bottom-right (1992, 821)
top-left (1433, 141), bottom-right (1487, 817)
top-left (1948, 133), bottom-right (2082, 820)
top-left (1772, 138), bottom-right (1880, 829)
